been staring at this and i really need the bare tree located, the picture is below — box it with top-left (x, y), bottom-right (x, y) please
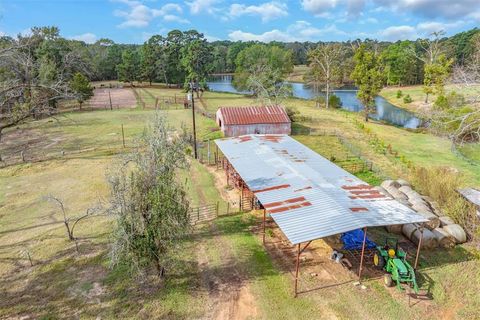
top-left (45, 195), bottom-right (103, 242)
top-left (307, 44), bottom-right (344, 108)
top-left (246, 66), bottom-right (292, 107)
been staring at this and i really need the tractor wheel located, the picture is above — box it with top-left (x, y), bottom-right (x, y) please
top-left (373, 253), bottom-right (385, 269)
top-left (384, 274), bottom-right (394, 287)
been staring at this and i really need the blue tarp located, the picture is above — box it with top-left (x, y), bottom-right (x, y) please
top-left (341, 229), bottom-right (376, 250)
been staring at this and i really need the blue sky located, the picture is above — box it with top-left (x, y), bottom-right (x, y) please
top-left (0, 0), bottom-right (479, 44)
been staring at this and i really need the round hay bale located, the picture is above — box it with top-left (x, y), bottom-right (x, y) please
top-left (385, 224), bottom-right (403, 234)
top-left (397, 199), bottom-right (412, 207)
top-left (374, 186), bottom-right (392, 198)
top-left (439, 216), bottom-right (455, 227)
top-left (417, 211), bottom-right (440, 230)
top-left (396, 179), bottom-right (411, 187)
top-left (402, 224), bottom-right (417, 239)
top-left (384, 186), bottom-right (408, 201)
top-left (412, 202), bottom-right (433, 214)
top-left (411, 228), bottom-right (438, 249)
top-left (381, 180), bottom-right (400, 189)
top-left (432, 228), bottom-right (456, 248)
top-left (398, 185), bottom-right (413, 197)
top-left (443, 224), bottom-right (467, 244)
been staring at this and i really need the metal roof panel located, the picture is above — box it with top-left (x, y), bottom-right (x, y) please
top-left (215, 134), bottom-right (428, 244)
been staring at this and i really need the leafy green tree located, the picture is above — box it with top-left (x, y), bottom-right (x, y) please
top-left (70, 73), bottom-right (93, 109)
top-left (109, 114), bottom-right (191, 277)
top-left (181, 38), bottom-right (214, 96)
top-left (117, 49), bottom-right (140, 85)
top-left (307, 43), bottom-right (344, 108)
top-left (423, 54), bottom-right (453, 103)
top-left (351, 44), bottom-right (384, 122)
top-left (380, 41), bottom-right (417, 86)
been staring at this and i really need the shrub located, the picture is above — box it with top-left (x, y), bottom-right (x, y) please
top-left (434, 95), bottom-right (449, 109)
top-left (396, 90), bottom-right (403, 98)
top-left (285, 106), bottom-right (300, 122)
top-left (328, 94), bottom-right (342, 109)
top-left (410, 166), bottom-right (478, 240)
top-left (403, 94), bottom-right (412, 104)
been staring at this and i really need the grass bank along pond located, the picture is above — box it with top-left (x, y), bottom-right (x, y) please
top-left (207, 75), bottom-right (422, 129)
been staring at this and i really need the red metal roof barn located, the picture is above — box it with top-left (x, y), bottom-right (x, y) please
top-left (215, 106), bottom-right (291, 137)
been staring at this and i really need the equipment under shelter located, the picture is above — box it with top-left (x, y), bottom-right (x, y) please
top-left (215, 134), bottom-right (428, 296)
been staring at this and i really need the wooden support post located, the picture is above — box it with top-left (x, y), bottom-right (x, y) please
top-left (263, 209), bottom-right (266, 245)
top-left (414, 226), bottom-right (424, 269)
top-left (155, 97), bottom-right (159, 109)
top-left (358, 227), bottom-right (368, 280)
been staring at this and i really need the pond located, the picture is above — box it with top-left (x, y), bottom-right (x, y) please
top-left (207, 75), bottom-right (422, 129)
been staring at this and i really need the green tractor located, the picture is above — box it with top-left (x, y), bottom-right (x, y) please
top-left (373, 238), bottom-right (419, 294)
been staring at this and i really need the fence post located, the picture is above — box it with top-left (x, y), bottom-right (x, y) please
top-left (109, 91), bottom-right (113, 110)
top-left (155, 97), bottom-right (159, 109)
top-left (121, 124), bottom-right (126, 148)
top-left (216, 201), bottom-right (219, 217)
top-left (227, 202), bottom-right (230, 215)
top-left (208, 139), bottom-right (211, 165)
top-left (197, 207), bottom-right (200, 222)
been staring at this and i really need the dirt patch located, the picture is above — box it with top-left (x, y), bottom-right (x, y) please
top-left (87, 88), bottom-right (137, 109)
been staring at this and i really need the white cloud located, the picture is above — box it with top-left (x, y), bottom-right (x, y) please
top-left (374, 0), bottom-right (480, 20)
top-left (347, 0), bottom-right (365, 17)
top-left (229, 2), bottom-right (288, 22)
top-left (301, 0), bottom-right (338, 17)
top-left (228, 20), bottom-right (347, 42)
top-left (115, 1), bottom-right (188, 28)
top-left (379, 25), bottom-right (417, 41)
top-left (70, 33), bottom-right (97, 44)
top-left (379, 20), bottom-right (468, 41)
top-left (0, 31), bottom-right (5, 37)
top-left (163, 14), bottom-right (190, 24)
top-left (185, 0), bottom-right (221, 15)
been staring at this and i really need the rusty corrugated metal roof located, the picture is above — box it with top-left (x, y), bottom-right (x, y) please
top-left (215, 134), bottom-right (427, 245)
top-left (218, 106), bottom-right (291, 125)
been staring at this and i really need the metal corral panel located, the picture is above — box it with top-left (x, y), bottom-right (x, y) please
top-left (215, 134), bottom-right (428, 245)
top-left (458, 188), bottom-right (480, 207)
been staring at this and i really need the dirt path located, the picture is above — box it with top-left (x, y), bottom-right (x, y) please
top-left (196, 224), bottom-right (258, 320)
top-left (195, 165), bottom-right (258, 320)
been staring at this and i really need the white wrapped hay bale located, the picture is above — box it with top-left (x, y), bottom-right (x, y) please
top-left (443, 224), bottom-right (467, 244)
top-left (374, 186), bottom-right (392, 198)
top-left (402, 223), bottom-right (418, 239)
top-left (381, 180), bottom-right (401, 189)
top-left (402, 224), bottom-right (438, 249)
top-left (417, 211), bottom-right (440, 230)
top-left (385, 224), bottom-right (403, 234)
top-left (411, 202), bottom-right (433, 214)
top-left (439, 216), bottom-right (455, 227)
top-left (396, 179), bottom-right (411, 187)
top-left (398, 185), bottom-right (414, 197)
top-left (412, 228), bottom-right (438, 249)
top-left (384, 186), bottom-right (408, 201)
top-left (432, 228), bottom-right (456, 248)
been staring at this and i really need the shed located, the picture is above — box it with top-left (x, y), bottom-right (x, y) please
top-left (215, 134), bottom-right (428, 296)
top-left (215, 106), bottom-right (291, 137)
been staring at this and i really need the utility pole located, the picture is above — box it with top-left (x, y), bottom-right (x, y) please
top-left (190, 81), bottom-right (198, 159)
